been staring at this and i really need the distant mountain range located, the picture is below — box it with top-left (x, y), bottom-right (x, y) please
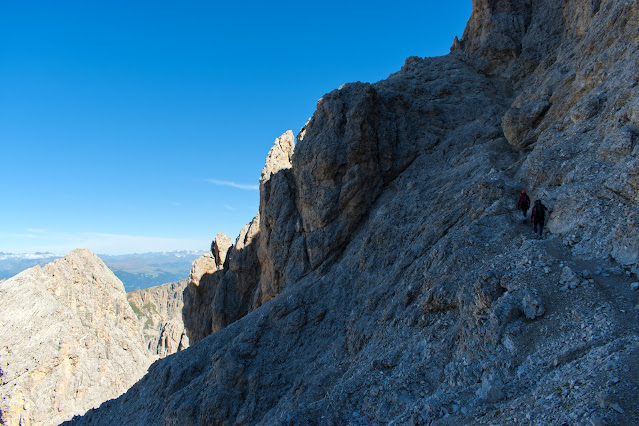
top-left (0, 250), bottom-right (204, 292)
top-left (0, 252), bottom-right (61, 279)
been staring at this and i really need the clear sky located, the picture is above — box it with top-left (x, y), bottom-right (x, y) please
top-left (0, 0), bottom-right (472, 255)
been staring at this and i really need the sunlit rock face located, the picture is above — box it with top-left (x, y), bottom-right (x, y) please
top-left (0, 249), bottom-right (153, 425)
top-left (127, 279), bottom-right (189, 358)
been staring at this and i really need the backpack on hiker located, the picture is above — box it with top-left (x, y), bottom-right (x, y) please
top-left (533, 201), bottom-right (545, 222)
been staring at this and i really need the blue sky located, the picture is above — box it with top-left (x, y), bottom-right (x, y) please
top-left (0, 0), bottom-right (472, 255)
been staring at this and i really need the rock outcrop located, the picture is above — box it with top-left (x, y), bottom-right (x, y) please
top-left (0, 249), bottom-right (153, 425)
top-left (212, 232), bottom-right (233, 269)
top-left (127, 279), bottom-right (189, 358)
top-left (183, 132), bottom-right (310, 343)
top-left (257, 130), bottom-right (308, 304)
top-left (72, 0), bottom-right (639, 425)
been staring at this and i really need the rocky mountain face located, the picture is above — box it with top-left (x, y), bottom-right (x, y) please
top-left (0, 249), bottom-right (154, 425)
top-left (72, 0), bottom-right (639, 424)
top-left (127, 279), bottom-right (189, 358)
top-left (182, 132), bottom-right (305, 344)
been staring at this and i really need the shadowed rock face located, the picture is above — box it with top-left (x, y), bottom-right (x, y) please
top-left (461, 0), bottom-right (534, 73)
top-left (0, 249), bottom-right (153, 425)
top-left (257, 130), bottom-right (308, 304)
top-left (182, 253), bottom-right (222, 343)
top-left (72, 0), bottom-right (639, 424)
top-left (182, 219), bottom-right (263, 343)
top-left (293, 55), bottom-right (508, 269)
top-left (183, 132), bottom-right (310, 343)
top-left (293, 83), bottom-right (385, 269)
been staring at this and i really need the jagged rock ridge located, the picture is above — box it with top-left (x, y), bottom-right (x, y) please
top-left (182, 131), bottom-right (306, 343)
top-left (72, 0), bottom-right (639, 424)
top-left (0, 249), bottom-right (154, 425)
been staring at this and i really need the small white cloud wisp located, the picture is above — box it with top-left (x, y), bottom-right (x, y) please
top-left (26, 228), bottom-right (46, 233)
top-left (205, 179), bottom-right (258, 191)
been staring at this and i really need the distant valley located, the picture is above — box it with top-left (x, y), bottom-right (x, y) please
top-left (0, 250), bottom-right (203, 291)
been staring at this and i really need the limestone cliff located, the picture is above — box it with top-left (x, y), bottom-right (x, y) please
top-left (0, 249), bottom-right (153, 425)
top-left (72, 0), bottom-right (639, 424)
top-left (183, 133), bottom-right (306, 344)
top-left (127, 279), bottom-right (189, 358)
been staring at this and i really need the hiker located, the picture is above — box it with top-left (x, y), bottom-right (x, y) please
top-left (532, 199), bottom-right (551, 238)
top-left (516, 190), bottom-right (531, 223)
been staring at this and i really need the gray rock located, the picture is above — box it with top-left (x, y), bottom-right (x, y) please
top-left (502, 101), bottom-right (551, 149)
top-left (560, 266), bottom-right (578, 284)
top-left (522, 291), bottom-right (545, 319)
top-left (598, 126), bottom-right (635, 162)
top-left (560, 266), bottom-right (582, 290)
top-left (606, 266), bottom-right (625, 276)
top-left (182, 251), bottom-right (222, 343)
top-left (212, 232), bottom-right (233, 269)
top-left (187, 251), bottom-right (217, 284)
top-left (477, 376), bottom-right (505, 403)
top-left (596, 391), bottom-right (611, 408)
top-left (292, 83), bottom-right (385, 269)
top-left (257, 131), bottom-right (309, 304)
top-left (630, 282), bottom-right (639, 291)
top-left (610, 402), bottom-right (625, 414)
top-left (570, 93), bottom-right (604, 124)
top-left (459, 0), bottom-right (533, 73)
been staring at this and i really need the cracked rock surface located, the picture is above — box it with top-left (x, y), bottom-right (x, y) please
top-left (127, 279), bottom-right (189, 358)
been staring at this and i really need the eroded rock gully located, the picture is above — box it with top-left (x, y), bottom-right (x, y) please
top-left (72, 0), bottom-right (639, 424)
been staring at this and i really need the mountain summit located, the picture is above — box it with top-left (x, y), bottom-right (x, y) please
top-left (0, 249), bottom-right (154, 425)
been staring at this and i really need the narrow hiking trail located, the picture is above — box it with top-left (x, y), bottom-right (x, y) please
top-left (519, 217), bottom-right (639, 333)
top-left (499, 216), bottom-right (639, 425)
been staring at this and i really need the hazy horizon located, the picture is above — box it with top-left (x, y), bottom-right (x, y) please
top-left (0, 249), bottom-right (206, 291)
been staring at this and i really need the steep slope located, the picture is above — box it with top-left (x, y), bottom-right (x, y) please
top-left (127, 279), bottom-right (189, 358)
top-left (0, 249), bottom-right (153, 425)
top-left (72, 0), bottom-right (639, 424)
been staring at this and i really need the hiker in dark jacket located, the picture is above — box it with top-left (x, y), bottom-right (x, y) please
top-left (516, 190), bottom-right (531, 223)
top-left (532, 199), bottom-right (551, 238)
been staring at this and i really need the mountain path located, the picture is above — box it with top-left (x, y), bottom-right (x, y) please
top-left (509, 216), bottom-right (639, 424)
